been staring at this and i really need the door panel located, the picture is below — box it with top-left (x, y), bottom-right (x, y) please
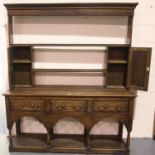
top-left (128, 47), bottom-right (151, 91)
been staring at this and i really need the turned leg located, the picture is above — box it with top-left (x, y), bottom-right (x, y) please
top-left (118, 121), bottom-right (123, 138)
top-left (125, 150), bottom-right (130, 155)
top-left (16, 119), bottom-right (21, 135)
top-left (9, 128), bottom-right (13, 147)
top-left (47, 132), bottom-right (51, 145)
top-left (47, 127), bottom-right (54, 145)
top-left (126, 131), bottom-right (131, 149)
top-left (85, 128), bottom-right (90, 149)
top-left (46, 128), bottom-right (53, 145)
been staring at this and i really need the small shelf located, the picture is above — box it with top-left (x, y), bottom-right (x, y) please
top-left (108, 60), bottom-right (127, 64)
top-left (13, 60), bottom-right (32, 64)
top-left (34, 45), bottom-right (107, 51)
top-left (106, 85), bottom-right (126, 89)
top-left (33, 69), bottom-right (105, 73)
top-left (14, 84), bottom-right (32, 88)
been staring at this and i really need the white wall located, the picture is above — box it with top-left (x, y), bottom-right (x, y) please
top-left (131, 0), bottom-right (155, 137)
top-left (0, 0), bottom-right (155, 137)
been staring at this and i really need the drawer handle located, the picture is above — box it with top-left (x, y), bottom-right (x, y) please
top-left (72, 106), bottom-right (82, 111)
top-left (55, 105), bottom-right (65, 111)
top-left (98, 105), bottom-right (108, 111)
top-left (115, 105), bottom-right (126, 111)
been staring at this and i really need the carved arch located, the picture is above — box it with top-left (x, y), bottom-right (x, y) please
top-left (10, 115), bottom-right (49, 133)
top-left (53, 116), bottom-right (85, 134)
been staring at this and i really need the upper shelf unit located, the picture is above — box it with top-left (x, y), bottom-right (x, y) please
top-left (5, 3), bottom-right (138, 45)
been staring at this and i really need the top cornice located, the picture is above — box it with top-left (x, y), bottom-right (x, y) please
top-left (4, 3), bottom-right (138, 16)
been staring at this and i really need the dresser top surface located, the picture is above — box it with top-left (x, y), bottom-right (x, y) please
top-left (4, 87), bottom-right (136, 97)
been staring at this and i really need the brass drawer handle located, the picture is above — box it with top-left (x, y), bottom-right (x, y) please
top-left (72, 106), bottom-right (82, 111)
top-left (97, 105), bottom-right (108, 111)
top-left (115, 105), bottom-right (126, 111)
top-left (54, 105), bottom-right (65, 111)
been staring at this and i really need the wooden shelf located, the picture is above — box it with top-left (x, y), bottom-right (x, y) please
top-left (106, 85), bottom-right (126, 89)
top-left (108, 60), bottom-right (127, 64)
top-left (11, 44), bottom-right (131, 47)
top-left (34, 45), bottom-right (107, 51)
top-left (33, 69), bottom-right (105, 73)
top-left (14, 84), bottom-right (32, 88)
top-left (33, 69), bottom-right (105, 76)
top-left (13, 60), bottom-right (31, 64)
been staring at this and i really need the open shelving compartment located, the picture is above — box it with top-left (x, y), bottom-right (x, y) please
top-left (9, 46), bottom-right (33, 87)
top-left (107, 46), bottom-right (130, 88)
top-left (32, 45), bottom-right (107, 87)
top-left (9, 44), bottom-right (130, 89)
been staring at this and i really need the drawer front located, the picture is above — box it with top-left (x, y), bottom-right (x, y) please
top-left (10, 97), bottom-right (45, 112)
top-left (52, 100), bottom-right (88, 112)
top-left (93, 100), bottom-right (129, 112)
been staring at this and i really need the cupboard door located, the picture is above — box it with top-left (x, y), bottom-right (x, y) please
top-left (128, 47), bottom-right (151, 91)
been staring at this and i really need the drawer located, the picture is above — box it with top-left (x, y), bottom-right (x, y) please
top-left (93, 99), bottom-right (129, 112)
top-left (51, 100), bottom-right (88, 112)
top-left (10, 97), bottom-right (45, 112)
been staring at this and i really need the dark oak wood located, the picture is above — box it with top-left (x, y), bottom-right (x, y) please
top-left (3, 2), bottom-right (152, 155)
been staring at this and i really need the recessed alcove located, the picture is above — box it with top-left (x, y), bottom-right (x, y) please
top-left (32, 46), bottom-right (106, 86)
top-left (54, 117), bottom-right (84, 135)
top-left (90, 119), bottom-right (119, 135)
top-left (12, 16), bottom-right (128, 44)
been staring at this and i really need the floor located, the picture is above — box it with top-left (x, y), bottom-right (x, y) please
top-left (0, 135), bottom-right (155, 155)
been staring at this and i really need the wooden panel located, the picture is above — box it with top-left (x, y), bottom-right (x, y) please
top-left (129, 47), bottom-right (151, 91)
top-left (14, 64), bottom-right (31, 86)
top-left (107, 64), bottom-right (127, 87)
top-left (93, 99), bottom-right (129, 112)
top-left (12, 46), bottom-right (31, 61)
top-left (108, 47), bottom-right (129, 61)
top-left (52, 100), bottom-right (88, 112)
